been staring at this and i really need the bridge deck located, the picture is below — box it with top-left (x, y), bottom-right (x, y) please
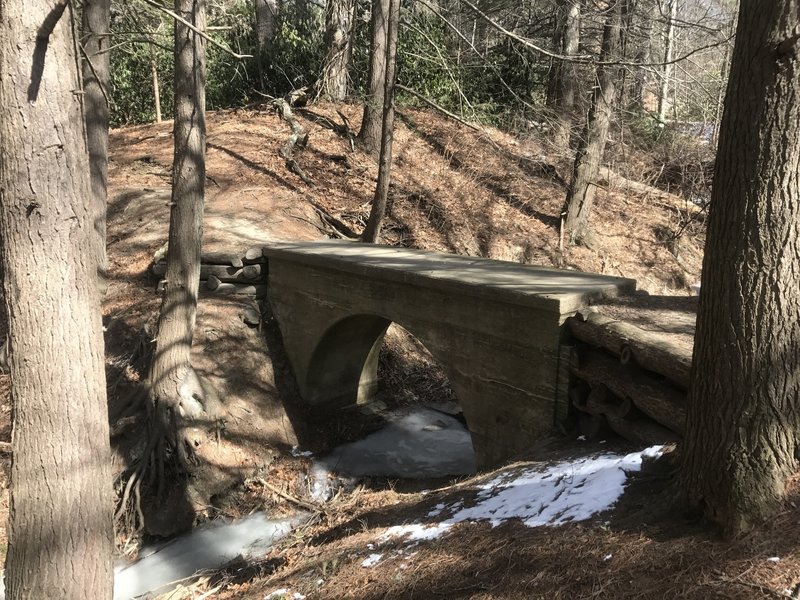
top-left (262, 241), bottom-right (635, 314)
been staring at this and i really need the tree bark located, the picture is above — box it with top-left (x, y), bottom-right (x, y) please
top-left (0, 1), bottom-right (114, 596)
top-left (631, 0), bottom-right (654, 110)
top-left (318, 0), bottom-right (356, 101)
top-left (151, 55), bottom-right (163, 123)
top-left (82, 0), bottom-right (111, 290)
top-left (357, 0), bottom-right (390, 158)
top-left (148, 0), bottom-right (215, 467)
top-left (361, 0), bottom-right (400, 243)
top-left (546, 0), bottom-right (581, 149)
top-left (656, 0), bottom-right (677, 124)
top-left (563, 0), bottom-right (627, 245)
top-left (254, 0), bottom-right (279, 48)
top-left (680, 0), bottom-right (800, 537)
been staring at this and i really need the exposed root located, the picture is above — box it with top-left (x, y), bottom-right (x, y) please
top-left (114, 367), bottom-right (222, 540)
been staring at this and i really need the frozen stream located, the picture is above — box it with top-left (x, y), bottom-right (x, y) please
top-left (0, 409), bottom-right (476, 600)
top-left (310, 407), bottom-right (477, 498)
top-left (113, 512), bottom-right (306, 600)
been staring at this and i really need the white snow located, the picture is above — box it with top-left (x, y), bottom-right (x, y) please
top-left (265, 589), bottom-right (289, 599)
top-left (767, 556), bottom-right (781, 563)
top-left (362, 553), bottom-right (384, 567)
top-left (383, 447), bottom-right (662, 543)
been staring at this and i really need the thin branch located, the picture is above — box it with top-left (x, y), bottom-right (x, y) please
top-left (396, 84), bottom-right (480, 132)
top-left (139, 0), bottom-right (252, 59)
top-left (416, 0), bottom-right (537, 114)
top-left (460, 0), bottom-right (733, 69)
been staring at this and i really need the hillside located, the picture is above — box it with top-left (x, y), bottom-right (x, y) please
top-left (1, 103), bottom-right (752, 599)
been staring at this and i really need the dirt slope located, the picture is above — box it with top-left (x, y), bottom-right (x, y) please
top-left (0, 102), bottom-right (714, 592)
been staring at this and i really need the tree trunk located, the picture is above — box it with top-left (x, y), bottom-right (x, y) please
top-left (254, 0), bottom-right (279, 48)
top-left (357, 0), bottom-right (390, 158)
top-left (680, 0), bottom-right (800, 537)
top-left (563, 0), bottom-right (627, 246)
top-left (82, 0), bottom-right (111, 291)
top-left (148, 0), bottom-right (215, 468)
top-left (151, 55), bottom-right (163, 123)
top-left (546, 0), bottom-right (581, 149)
top-left (318, 0), bottom-right (356, 101)
top-left (0, 1), bottom-right (114, 596)
top-left (656, 0), bottom-right (676, 124)
top-left (631, 0), bottom-right (654, 110)
top-left (361, 0), bottom-right (400, 243)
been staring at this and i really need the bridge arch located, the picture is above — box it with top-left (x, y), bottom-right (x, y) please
top-left (305, 314), bottom-right (463, 410)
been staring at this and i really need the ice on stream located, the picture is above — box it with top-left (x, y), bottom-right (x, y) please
top-left (113, 512), bottom-right (307, 600)
top-left (314, 407), bottom-right (476, 483)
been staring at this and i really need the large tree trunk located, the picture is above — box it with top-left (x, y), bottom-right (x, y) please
top-left (0, 1), bottom-right (114, 596)
top-left (148, 0), bottom-right (215, 469)
top-left (254, 0), bottom-right (279, 88)
top-left (361, 0), bottom-right (400, 243)
top-left (82, 0), bottom-right (111, 290)
top-left (562, 0), bottom-right (627, 246)
top-left (680, 0), bottom-right (800, 537)
top-left (546, 0), bottom-right (581, 149)
top-left (357, 0), bottom-right (390, 158)
top-left (318, 0), bottom-right (356, 101)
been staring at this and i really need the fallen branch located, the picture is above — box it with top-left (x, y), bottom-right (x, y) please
top-left (253, 477), bottom-right (323, 513)
top-left (274, 97), bottom-right (314, 186)
top-left (597, 166), bottom-right (704, 217)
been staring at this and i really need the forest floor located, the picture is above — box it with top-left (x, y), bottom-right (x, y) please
top-left (2, 102), bottom-right (796, 598)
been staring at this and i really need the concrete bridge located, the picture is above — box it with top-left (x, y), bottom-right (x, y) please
top-left (263, 241), bottom-right (635, 467)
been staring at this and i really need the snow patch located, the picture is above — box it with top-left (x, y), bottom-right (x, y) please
top-left (383, 447), bottom-right (662, 543)
top-left (362, 553), bottom-right (384, 567)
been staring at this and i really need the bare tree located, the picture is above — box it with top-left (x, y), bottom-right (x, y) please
top-left (318, 0), bottom-right (356, 101)
top-left (546, 0), bottom-right (581, 149)
top-left (147, 0), bottom-right (218, 485)
top-left (83, 0), bottom-right (112, 290)
top-left (362, 0), bottom-right (400, 243)
top-left (562, 0), bottom-right (628, 246)
top-left (357, 0), bottom-right (390, 158)
top-left (656, 0), bottom-right (677, 124)
top-left (0, 0), bottom-right (114, 596)
top-left (681, 0), bottom-right (800, 537)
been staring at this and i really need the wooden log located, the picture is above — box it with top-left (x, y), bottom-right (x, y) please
top-left (597, 166), bottom-right (704, 217)
top-left (245, 246), bottom-right (263, 262)
top-left (568, 311), bottom-right (692, 390)
top-left (578, 412), bottom-right (611, 441)
top-left (585, 385), bottom-right (638, 419)
top-left (199, 252), bottom-right (244, 268)
top-left (200, 283), bottom-right (267, 298)
top-left (571, 348), bottom-right (687, 435)
top-left (205, 274), bottom-right (221, 291)
top-left (606, 415), bottom-right (680, 445)
top-left (152, 262), bottom-right (264, 282)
